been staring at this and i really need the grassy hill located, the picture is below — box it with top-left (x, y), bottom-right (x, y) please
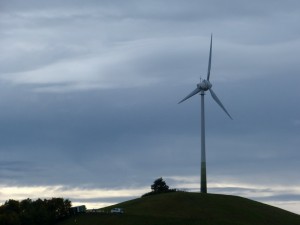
top-left (57, 192), bottom-right (300, 225)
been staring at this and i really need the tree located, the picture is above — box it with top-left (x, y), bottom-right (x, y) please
top-left (151, 177), bottom-right (169, 192)
top-left (142, 177), bottom-right (177, 197)
top-left (46, 198), bottom-right (71, 221)
top-left (3, 200), bottom-right (20, 214)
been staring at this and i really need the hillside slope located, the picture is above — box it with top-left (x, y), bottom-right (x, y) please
top-left (57, 192), bottom-right (300, 225)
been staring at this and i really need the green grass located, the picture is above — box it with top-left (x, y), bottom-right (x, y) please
top-left (57, 192), bottom-right (300, 225)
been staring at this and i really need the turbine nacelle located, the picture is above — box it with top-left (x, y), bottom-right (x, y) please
top-left (197, 79), bottom-right (212, 91)
top-left (178, 34), bottom-right (232, 120)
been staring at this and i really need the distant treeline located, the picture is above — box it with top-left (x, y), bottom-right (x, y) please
top-left (0, 198), bottom-right (71, 225)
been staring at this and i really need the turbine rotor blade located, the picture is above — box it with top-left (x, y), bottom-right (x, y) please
top-left (207, 34), bottom-right (213, 81)
top-left (178, 88), bottom-right (201, 104)
top-left (209, 88), bottom-right (232, 119)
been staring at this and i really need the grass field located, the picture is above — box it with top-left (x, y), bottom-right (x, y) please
top-left (57, 192), bottom-right (300, 225)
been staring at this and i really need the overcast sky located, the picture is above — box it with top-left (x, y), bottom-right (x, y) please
top-left (1, 0), bottom-right (300, 214)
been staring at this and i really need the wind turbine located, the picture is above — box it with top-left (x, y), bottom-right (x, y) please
top-left (178, 34), bottom-right (232, 194)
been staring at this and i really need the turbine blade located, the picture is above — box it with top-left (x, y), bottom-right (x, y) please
top-left (178, 88), bottom-right (201, 104)
top-left (209, 88), bottom-right (232, 119)
top-left (207, 34), bottom-right (213, 81)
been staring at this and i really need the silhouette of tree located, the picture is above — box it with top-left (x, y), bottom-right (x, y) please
top-left (142, 177), bottom-right (176, 197)
top-left (151, 177), bottom-right (169, 192)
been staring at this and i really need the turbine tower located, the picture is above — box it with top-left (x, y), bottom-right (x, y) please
top-left (178, 34), bottom-right (232, 193)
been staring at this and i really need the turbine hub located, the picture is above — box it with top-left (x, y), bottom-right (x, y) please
top-left (197, 79), bottom-right (212, 91)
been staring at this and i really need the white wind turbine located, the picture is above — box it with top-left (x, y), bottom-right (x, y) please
top-left (178, 34), bottom-right (232, 193)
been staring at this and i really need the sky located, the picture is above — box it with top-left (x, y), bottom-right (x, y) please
top-left (1, 0), bottom-right (300, 214)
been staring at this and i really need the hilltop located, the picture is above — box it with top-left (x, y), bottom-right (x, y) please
top-left (57, 192), bottom-right (300, 225)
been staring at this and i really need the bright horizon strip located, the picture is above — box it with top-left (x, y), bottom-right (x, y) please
top-left (0, 185), bottom-right (148, 209)
top-left (1, 180), bottom-right (300, 214)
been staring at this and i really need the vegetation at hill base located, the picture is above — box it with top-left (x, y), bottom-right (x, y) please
top-left (56, 192), bottom-right (300, 225)
top-left (0, 198), bottom-right (71, 225)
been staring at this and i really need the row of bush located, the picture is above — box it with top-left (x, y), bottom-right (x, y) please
top-left (0, 198), bottom-right (71, 225)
